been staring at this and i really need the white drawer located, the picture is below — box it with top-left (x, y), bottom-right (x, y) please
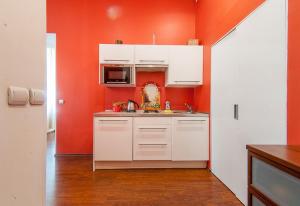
top-left (134, 143), bottom-right (171, 160)
top-left (134, 125), bottom-right (171, 142)
top-left (134, 117), bottom-right (171, 125)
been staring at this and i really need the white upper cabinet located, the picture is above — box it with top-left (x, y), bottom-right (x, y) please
top-left (99, 44), bottom-right (203, 87)
top-left (166, 46), bottom-right (203, 87)
top-left (99, 44), bottom-right (135, 64)
top-left (135, 45), bottom-right (169, 65)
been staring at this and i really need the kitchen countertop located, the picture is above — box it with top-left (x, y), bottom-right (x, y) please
top-left (94, 110), bottom-right (209, 117)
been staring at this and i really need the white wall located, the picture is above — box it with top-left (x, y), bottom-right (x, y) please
top-left (0, 0), bottom-right (46, 205)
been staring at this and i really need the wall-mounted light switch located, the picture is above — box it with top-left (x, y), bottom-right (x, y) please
top-left (29, 88), bottom-right (45, 105)
top-left (7, 86), bottom-right (29, 106)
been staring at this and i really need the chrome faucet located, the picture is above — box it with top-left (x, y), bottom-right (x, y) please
top-left (185, 103), bottom-right (193, 113)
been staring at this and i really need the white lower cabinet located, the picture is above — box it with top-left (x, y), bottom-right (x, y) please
top-left (172, 117), bottom-right (209, 161)
top-left (133, 117), bottom-right (172, 160)
top-left (94, 117), bottom-right (133, 161)
top-left (94, 116), bottom-right (209, 168)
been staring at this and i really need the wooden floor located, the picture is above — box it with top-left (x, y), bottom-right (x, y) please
top-left (46, 134), bottom-right (243, 206)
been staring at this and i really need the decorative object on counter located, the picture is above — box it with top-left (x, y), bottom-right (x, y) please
top-left (165, 101), bottom-right (171, 110)
top-left (112, 102), bottom-right (126, 112)
top-left (163, 101), bottom-right (172, 113)
top-left (127, 100), bottom-right (139, 112)
top-left (187, 39), bottom-right (199, 45)
top-left (141, 82), bottom-right (161, 111)
top-left (115, 39), bottom-right (123, 44)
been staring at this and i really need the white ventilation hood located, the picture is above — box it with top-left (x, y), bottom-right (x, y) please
top-left (135, 64), bottom-right (168, 72)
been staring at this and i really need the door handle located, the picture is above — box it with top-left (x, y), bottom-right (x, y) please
top-left (234, 104), bottom-right (239, 120)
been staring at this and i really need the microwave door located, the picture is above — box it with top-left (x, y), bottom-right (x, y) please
top-left (103, 66), bottom-right (131, 84)
top-left (107, 70), bottom-right (128, 84)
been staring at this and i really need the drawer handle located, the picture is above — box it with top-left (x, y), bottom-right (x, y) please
top-left (178, 120), bottom-right (206, 122)
top-left (138, 143), bottom-right (168, 146)
top-left (98, 120), bottom-right (128, 122)
top-left (139, 60), bottom-right (165, 63)
top-left (138, 128), bottom-right (167, 130)
top-left (104, 59), bottom-right (130, 62)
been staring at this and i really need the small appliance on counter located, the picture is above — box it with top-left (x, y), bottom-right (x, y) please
top-left (127, 100), bottom-right (139, 112)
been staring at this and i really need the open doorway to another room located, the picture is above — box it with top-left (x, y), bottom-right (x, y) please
top-left (46, 33), bottom-right (57, 205)
top-left (46, 33), bottom-right (56, 136)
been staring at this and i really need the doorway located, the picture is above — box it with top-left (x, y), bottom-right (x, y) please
top-left (46, 33), bottom-right (56, 135)
top-left (46, 33), bottom-right (56, 205)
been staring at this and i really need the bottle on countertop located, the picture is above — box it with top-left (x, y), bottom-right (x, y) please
top-left (165, 101), bottom-right (171, 110)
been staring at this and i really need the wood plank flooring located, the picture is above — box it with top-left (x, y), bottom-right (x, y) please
top-left (46, 134), bottom-right (243, 206)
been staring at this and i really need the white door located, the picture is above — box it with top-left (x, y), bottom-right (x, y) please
top-left (211, 0), bottom-right (287, 205)
top-left (233, 0), bottom-right (287, 202)
top-left (211, 29), bottom-right (239, 193)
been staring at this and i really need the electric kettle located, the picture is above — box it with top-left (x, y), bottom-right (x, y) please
top-left (127, 100), bottom-right (139, 112)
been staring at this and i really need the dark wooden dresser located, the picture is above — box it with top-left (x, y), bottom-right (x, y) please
top-left (247, 145), bottom-right (300, 206)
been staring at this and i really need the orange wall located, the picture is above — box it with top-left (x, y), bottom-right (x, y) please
top-left (47, 0), bottom-right (197, 154)
top-left (193, 0), bottom-right (265, 112)
top-left (288, 0), bottom-right (300, 145)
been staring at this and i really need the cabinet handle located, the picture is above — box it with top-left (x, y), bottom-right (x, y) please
top-left (139, 60), bottom-right (165, 63)
top-left (138, 128), bottom-right (167, 130)
top-left (178, 120), bottom-right (206, 122)
top-left (234, 104), bottom-right (239, 120)
top-left (138, 143), bottom-right (168, 146)
top-left (104, 59), bottom-right (130, 62)
top-left (98, 120), bottom-right (128, 122)
top-left (178, 120), bottom-right (206, 124)
top-left (174, 81), bottom-right (200, 83)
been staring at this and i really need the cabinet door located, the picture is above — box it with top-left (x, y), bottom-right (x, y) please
top-left (172, 117), bottom-right (209, 161)
top-left (135, 45), bottom-right (169, 64)
top-left (167, 46), bottom-right (203, 86)
top-left (94, 117), bottom-right (133, 161)
top-left (133, 117), bottom-right (171, 160)
top-left (99, 44), bottom-right (134, 64)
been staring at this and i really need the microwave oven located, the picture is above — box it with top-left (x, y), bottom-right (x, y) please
top-left (101, 64), bottom-right (135, 86)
